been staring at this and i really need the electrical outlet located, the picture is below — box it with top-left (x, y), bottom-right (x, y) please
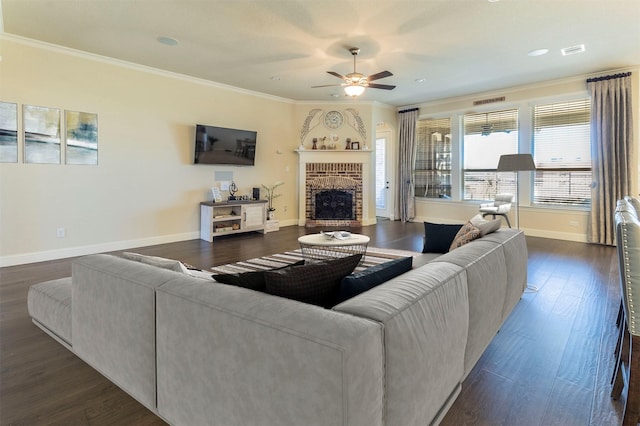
top-left (569, 220), bottom-right (579, 227)
top-left (56, 227), bottom-right (65, 238)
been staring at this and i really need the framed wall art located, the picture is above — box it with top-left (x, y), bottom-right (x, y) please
top-left (0, 102), bottom-right (18, 163)
top-left (23, 104), bottom-right (61, 164)
top-left (66, 110), bottom-right (98, 165)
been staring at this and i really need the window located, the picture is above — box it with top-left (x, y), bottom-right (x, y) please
top-left (463, 109), bottom-right (518, 200)
top-left (533, 99), bottom-right (591, 207)
top-left (415, 118), bottom-right (451, 198)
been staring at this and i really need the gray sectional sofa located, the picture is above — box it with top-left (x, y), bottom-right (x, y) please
top-left (28, 228), bottom-right (527, 426)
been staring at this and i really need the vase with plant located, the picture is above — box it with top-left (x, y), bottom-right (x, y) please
top-left (261, 181), bottom-right (284, 220)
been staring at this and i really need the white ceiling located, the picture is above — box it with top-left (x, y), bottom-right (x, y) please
top-left (2, 0), bottom-right (639, 107)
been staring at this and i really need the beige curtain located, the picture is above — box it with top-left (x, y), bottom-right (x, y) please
top-left (395, 108), bottom-right (418, 222)
top-left (588, 72), bottom-right (634, 245)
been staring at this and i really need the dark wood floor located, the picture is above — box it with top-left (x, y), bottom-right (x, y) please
top-left (0, 221), bottom-right (626, 425)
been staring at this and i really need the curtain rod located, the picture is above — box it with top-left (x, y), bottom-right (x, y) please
top-left (586, 71), bottom-right (632, 83)
top-left (399, 107), bottom-right (419, 114)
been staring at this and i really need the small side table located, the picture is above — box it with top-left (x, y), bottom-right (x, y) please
top-left (265, 220), bottom-right (280, 233)
top-left (298, 233), bottom-right (370, 263)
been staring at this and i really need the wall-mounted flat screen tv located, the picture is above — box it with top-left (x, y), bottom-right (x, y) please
top-left (194, 124), bottom-right (257, 166)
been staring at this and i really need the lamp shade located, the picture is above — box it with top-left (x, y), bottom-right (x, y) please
top-left (344, 84), bottom-right (365, 97)
top-left (497, 154), bottom-right (536, 172)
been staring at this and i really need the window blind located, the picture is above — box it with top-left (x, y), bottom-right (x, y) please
top-left (533, 99), bottom-right (591, 206)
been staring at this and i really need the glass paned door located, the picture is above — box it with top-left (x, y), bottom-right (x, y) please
top-left (375, 135), bottom-right (392, 218)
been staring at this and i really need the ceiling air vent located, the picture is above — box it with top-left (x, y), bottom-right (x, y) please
top-left (561, 44), bottom-right (586, 56)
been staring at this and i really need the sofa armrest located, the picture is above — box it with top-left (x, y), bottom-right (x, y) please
top-left (72, 254), bottom-right (180, 413)
top-left (155, 278), bottom-right (384, 426)
top-left (334, 262), bottom-right (469, 426)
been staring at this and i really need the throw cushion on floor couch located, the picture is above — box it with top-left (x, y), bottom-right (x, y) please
top-left (335, 256), bottom-right (413, 305)
top-left (264, 254), bottom-right (362, 308)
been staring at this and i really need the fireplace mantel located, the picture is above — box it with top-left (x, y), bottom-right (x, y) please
top-left (296, 149), bottom-right (375, 227)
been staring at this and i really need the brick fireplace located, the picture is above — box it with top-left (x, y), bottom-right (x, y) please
top-left (296, 150), bottom-right (374, 227)
top-left (305, 164), bottom-right (362, 227)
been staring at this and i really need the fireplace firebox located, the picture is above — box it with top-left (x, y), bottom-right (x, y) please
top-left (312, 189), bottom-right (355, 220)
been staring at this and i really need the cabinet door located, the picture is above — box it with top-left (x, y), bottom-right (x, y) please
top-left (243, 204), bottom-right (265, 230)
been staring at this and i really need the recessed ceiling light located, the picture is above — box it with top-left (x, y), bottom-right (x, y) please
top-left (329, 93), bottom-right (341, 98)
top-left (157, 36), bottom-right (179, 46)
top-left (270, 76), bottom-right (281, 81)
top-left (528, 48), bottom-right (549, 57)
top-left (415, 78), bottom-right (426, 83)
top-left (488, 0), bottom-right (500, 3)
top-left (561, 44), bottom-right (586, 56)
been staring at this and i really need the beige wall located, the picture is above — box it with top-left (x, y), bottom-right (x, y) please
top-left (409, 70), bottom-right (640, 242)
top-left (0, 37), bottom-right (303, 265)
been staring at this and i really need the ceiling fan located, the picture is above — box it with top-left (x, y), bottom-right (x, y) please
top-left (312, 47), bottom-right (395, 97)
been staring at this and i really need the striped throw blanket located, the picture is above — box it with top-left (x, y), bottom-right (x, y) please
top-left (210, 247), bottom-right (420, 274)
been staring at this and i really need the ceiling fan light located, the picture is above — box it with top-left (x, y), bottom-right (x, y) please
top-left (344, 84), bottom-right (365, 97)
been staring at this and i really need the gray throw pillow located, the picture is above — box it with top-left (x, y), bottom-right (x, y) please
top-left (122, 252), bottom-right (189, 273)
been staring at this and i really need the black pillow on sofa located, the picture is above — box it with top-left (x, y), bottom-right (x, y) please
top-left (335, 256), bottom-right (413, 305)
top-left (212, 260), bottom-right (305, 291)
top-left (422, 222), bottom-right (464, 253)
top-left (264, 254), bottom-right (362, 308)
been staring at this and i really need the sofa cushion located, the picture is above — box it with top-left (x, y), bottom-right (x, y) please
top-left (335, 256), bottom-right (413, 304)
top-left (469, 214), bottom-right (502, 236)
top-left (28, 277), bottom-right (73, 345)
top-left (212, 260), bottom-right (305, 291)
top-left (422, 222), bottom-right (463, 253)
top-left (450, 222), bottom-right (482, 251)
top-left (265, 254), bottom-right (362, 307)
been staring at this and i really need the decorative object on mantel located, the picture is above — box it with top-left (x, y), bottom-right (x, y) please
top-left (261, 181), bottom-right (284, 220)
top-left (345, 108), bottom-right (367, 142)
top-left (300, 108), bottom-right (322, 145)
top-left (319, 136), bottom-right (327, 150)
top-left (351, 141), bottom-right (360, 150)
top-left (345, 138), bottom-right (351, 150)
top-left (312, 138), bottom-right (318, 150)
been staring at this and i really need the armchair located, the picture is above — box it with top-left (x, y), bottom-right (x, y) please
top-left (479, 193), bottom-right (513, 228)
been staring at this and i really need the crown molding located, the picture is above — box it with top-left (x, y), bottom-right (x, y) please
top-left (0, 32), bottom-right (297, 104)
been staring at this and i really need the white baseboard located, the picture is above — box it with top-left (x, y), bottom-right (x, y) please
top-left (0, 231), bottom-right (200, 267)
top-left (413, 215), bottom-right (588, 243)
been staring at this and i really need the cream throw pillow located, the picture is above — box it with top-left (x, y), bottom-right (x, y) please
top-left (470, 214), bottom-right (502, 236)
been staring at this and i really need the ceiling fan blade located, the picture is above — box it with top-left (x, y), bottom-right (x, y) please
top-left (368, 83), bottom-right (396, 90)
top-left (367, 70), bottom-right (393, 81)
top-left (327, 71), bottom-right (346, 80)
top-left (311, 84), bottom-right (343, 88)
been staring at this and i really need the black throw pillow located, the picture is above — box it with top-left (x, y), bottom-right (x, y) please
top-left (264, 254), bottom-right (362, 308)
top-left (212, 260), bottom-right (305, 291)
top-left (335, 256), bottom-right (413, 304)
top-left (422, 222), bottom-right (464, 253)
